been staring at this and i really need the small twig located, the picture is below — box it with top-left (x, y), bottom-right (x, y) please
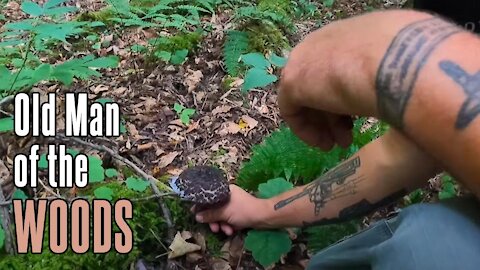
top-left (38, 179), bottom-right (61, 198)
top-left (236, 247), bottom-right (245, 270)
top-left (56, 134), bottom-right (176, 241)
top-left (0, 95), bottom-right (14, 109)
top-left (0, 193), bottom-right (177, 207)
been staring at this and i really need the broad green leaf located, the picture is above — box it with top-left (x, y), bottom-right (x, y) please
top-left (38, 154), bottom-right (48, 169)
top-left (13, 189), bottom-right (28, 200)
top-left (155, 50), bottom-right (172, 62)
top-left (44, 0), bottom-right (69, 9)
top-left (180, 108), bottom-right (195, 125)
top-left (126, 177), bottom-right (150, 192)
top-left (94, 186), bottom-right (114, 201)
top-left (30, 64), bottom-right (51, 84)
top-left (240, 53), bottom-right (271, 69)
top-left (43, 6), bottom-right (77, 16)
top-left (105, 168), bottom-right (118, 178)
top-left (268, 53), bottom-right (287, 68)
top-left (95, 98), bottom-right (113, 105)
top-left (323, 0), bottom-right (335, 7)
top-left (22, 1), bottom-right (44, 17)
top-left (67, 148), bottom-right (80, 157)
top-left (242, 68), bottom-right (277, 92)
top-left (173, 103), bottom-right (185, 114)
top-left (131, 44), bottom-right (147, 53)
top-left (86, 56), bottom-right (119, 68)
top-left (170, 49), bottom-right (188, 65)
top-left (244, 230), bottom-right (292, 268)
top-left (4, 21), bottom-right (35, 31)
top-left (88, 156), bottom-right (105, 183)
top-left (0, 117), bottom-right (13, 132)
top-left (120, 121), bottom-right (127, 134)
top-left (90, 21), bottom-right (106, 27)
top-left (257, 178), bottom-right (293, 199)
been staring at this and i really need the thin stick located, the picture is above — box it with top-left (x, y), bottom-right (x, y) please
top-left (56, 134), bottom-right (176, 241)
top-left (0, 193), bottom-right (177, 207)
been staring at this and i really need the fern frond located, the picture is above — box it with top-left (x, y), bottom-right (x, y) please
top-left (237, 118), bottom-right (388, 191)
top-left (223, 30), bottom-right (249, 77)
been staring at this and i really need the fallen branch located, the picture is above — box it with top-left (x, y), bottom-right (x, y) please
top-left (56, 134), bottom-right (176, 242)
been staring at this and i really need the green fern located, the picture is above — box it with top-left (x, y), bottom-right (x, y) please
top-left (223, 30), bottom-right (249, 76)
top-left (237, 118), bottom-right (388, 191)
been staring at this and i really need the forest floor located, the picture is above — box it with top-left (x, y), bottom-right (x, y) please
top-left (0, 0), bottom-right (459, 269)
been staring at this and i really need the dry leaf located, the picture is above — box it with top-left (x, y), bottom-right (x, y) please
top-left (137, 142), bottom-right (154, 151)
top-left (159, 151), bottom-right (181, 168)
top-left (212, 105), bottom-right (232, 115)
top-left (211, 258), bottom-right (232, 270)
top-left (92, 84), bottom-right (109, 94)
top-left (184, 70), bottom-right (203, 92)
top-left (186, 252), bottom-right (203, 263)
top-left (181, 230), bottom-right (193, 240)
top-left (0, 160), bottom-right (10, 186)
top-left (218, 122), bottom-right (241, 136)
top-left (193, 232), bottom-right (206, 252)
top-left (168, 232), bottom-right (201, 259)
top-left (241, 115), bottom-right (258, 130)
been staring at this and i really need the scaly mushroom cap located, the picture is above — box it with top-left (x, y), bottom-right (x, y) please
top-left (169, 165), bottom-right (230, 205)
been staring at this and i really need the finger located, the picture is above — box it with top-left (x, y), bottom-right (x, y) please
top-left (326, 114), bottom-right (353, 148)
top-left (196, 208), bottom-right (222, 223)
top-left (209, 222), bottom-right (220, 233)
top-left (220, 223), bottom-right (234, 236)
top-left (190, 205), bottom-right (196, 213)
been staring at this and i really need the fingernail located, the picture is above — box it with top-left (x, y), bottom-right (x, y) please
top-left (196, 214), bottom-right (203, 222)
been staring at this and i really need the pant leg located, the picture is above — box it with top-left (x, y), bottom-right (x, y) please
top-left (307, 196), bottom-right (480, 270)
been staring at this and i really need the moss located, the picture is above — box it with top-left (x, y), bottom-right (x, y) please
top-left (257, 0), bottom-right (293, 18)
top-left (155, 31), bottom-right (203, 53)
top-left (221, 76), bottom-right (237, 90)
top-left (76, 8), bottom-right (115, 25)
top-left (244, 22), bottom-right (290, 54)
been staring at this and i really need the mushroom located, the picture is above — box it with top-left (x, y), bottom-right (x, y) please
top-left (169, 165), bottom-right (231, 212)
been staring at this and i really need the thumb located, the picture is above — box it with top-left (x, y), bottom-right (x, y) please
top-left (195, 208), bottom-right (225, 224)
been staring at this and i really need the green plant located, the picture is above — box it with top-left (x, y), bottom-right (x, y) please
top-left (223, 30), bottom-right (249, 77)
top-left (173, 103), bottom-right (196, 125)
top-left (237, 118), bottom-right (388, 190)
top-left (239, 52), bottom-right (285, 92)
top-left (244, 178), bottom-right (294, 268)
top-left (439, 174), bottom-right (458, 200)
top-left (305, 220), bottom-right (359, 252)
top-left (0, 0), bottom-right (117, 95)
top-left (323, 0), bottom-right (335, 8)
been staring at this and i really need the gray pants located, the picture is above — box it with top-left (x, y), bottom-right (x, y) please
top-left (307, 196), bottom-right (480, 270)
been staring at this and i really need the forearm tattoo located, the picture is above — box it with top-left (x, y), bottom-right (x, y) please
top-left (376, 17), bottom-right (462, 129)
top-left (303, 189), bottom-right (407, 227)
top-left (439, 61), bottom-right (480, 129)
top-left (274, 157), bottom-right (363, 215)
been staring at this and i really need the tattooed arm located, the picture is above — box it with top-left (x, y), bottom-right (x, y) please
top-left (257, 129), bottom-right (439, 228)
top-left (194, 129), bottom-right (439, 231)
top-left (279, 10), bottom-right (480, 198)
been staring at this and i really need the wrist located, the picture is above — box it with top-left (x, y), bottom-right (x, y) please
top-left (251, 198), bottom-right (276, 229)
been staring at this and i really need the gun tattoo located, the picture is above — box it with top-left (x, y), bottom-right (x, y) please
top-left (302, 189), bottom-right (407, 227)
top-left (376, 17), bottom-right (461, 129)
top-left (439, 61), bottom-right (480, 129)
top-left (274, 157), bottom-right (362, 216)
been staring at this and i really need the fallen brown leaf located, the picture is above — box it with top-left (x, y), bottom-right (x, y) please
top-left (184, 69), bottom-right (203, 92)
top-left (168, 232), bottom-right (202, 259)
top-left (159, 151), bottom-right (181, 168)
